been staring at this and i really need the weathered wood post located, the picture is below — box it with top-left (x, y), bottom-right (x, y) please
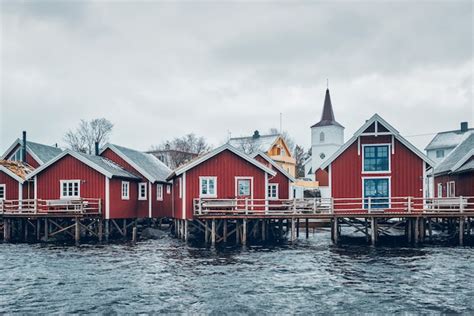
top-left (204, 220), bottom-right (209, 244)
top-left (428, 218), bottom-right (433, 241)
top-left (75, 218), bottom-right (80, 246)
top-left (291, 218), bottom-right (296, 243)
top-left (211, 219), bottom-right (216, 246)
top-left (98, 218), bottom-right (103, 242)
top-left (184, 220), bottom-right (188, 242)
top-left (365, 218), bottom-right (369, 243)
top-left (123, 219), bottom-right (127, 238)
top-left (370, 217), bottom-right (377, 246)
top-left (262, 219), bottom-right (266, 241)
top-left (242, 219), bottom-right (247, 246)
top-left (333, 217), bottom-right (339, 244)
top-left (132, 226), bottom-right (137, 244)
top-left (459, 216), bottom-right (464, 246)
top-left (223, 219), bottom-right (228, 243)
top-left (305, 218), bottom-right (309, 239)
top-left (415, 217), bottom-right (420, 244)
top-left (235, 220), bottom-right (240, 245)
top-left (3, 219), bottom-right (10, 242)
top-left (36, 219), bottom-right (41, 241)
top-left (44, 218), bottom-right (48, 242)
top-left (105, 219), bottom-right (110, 242)
top-left (407, 218), bottom-right (412, 243)
top-left (296, 219), bottom-right (300, 238)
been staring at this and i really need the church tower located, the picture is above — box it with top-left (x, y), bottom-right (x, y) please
top-left (310, 88), bottom-right (344, 180)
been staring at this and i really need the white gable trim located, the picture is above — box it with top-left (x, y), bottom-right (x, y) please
top-left (0, 165), bottom-right (25, 183)
top-left (0, 139), bottom-right (45, 165)
top-left (251, 151), bottom-right (296, 182)
top-left (26, 150), bottom-right (114, 180)
top-left (169, 144), bottom-right (276, 179)
top-left (320, 114), bottom-right (434, 170)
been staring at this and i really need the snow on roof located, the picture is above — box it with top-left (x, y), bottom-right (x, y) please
top-left (425, 128), bottom-right (474, 151)
top-left (434, 132), bottom-right (474, 175)
top-left (228, 134), bottom-right (280, 153)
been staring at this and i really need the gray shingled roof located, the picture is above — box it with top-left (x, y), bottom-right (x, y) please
top-left (229, 134), bottom-right (279, 153)
top-left (76, 151), bottom-right (140, 180)
top-left (111, 144), bottom-right (171, 182)
top-left (26, 140), bottom-right (63, 164)
top-left (434, 132), bottom-right (474, 175)
top-left (425, 128), bottom-right (473, 151)
top-left (455, 159), bottom-right (474, 173)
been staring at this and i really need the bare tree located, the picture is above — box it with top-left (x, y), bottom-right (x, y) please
top-left (293, 145), bottom-right (307, 178)
top-left (64, 118), bottom-right (114, 154)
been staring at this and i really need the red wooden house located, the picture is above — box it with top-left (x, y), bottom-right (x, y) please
top-left (434, 132), bottom-right (474, 198)
top-left (319, 114), bottom-right (434, 213)
top-left (252, 151), bottom-right (295, 200)
top-left (166, 144), bottom-right (276, 220)
top-left (100, 143), bottom-right (172, 218)
top-left (26, 150), bottom-right (141, 219)
top-left (0, 160), bottom-right (34, 201)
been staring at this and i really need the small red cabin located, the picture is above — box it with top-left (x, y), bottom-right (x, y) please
top-left (100, 143), bottom-right (172, 218)
top-left (252, 151), bottom-right (295, 200)
top-left (167, 144), bottom-right (276, 220)
top-left (320, 114), bottom-right (434, 213)
top-left (27, 150), bottom-right (141, 219)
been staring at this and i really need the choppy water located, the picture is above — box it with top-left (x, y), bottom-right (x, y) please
top-left (0, 229), bottom-right (473, 314)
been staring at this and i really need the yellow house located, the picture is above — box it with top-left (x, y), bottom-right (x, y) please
top-left (229, 131), bottom-right (296, 177)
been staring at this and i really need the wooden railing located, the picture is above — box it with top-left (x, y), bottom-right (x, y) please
top-left (0, 198), bottom-right (102, 215)
top-left (193, 196), bottom-right (474, 216)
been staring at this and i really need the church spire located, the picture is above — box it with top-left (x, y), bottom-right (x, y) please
top-left (311, 88), bottom-right (344, 128)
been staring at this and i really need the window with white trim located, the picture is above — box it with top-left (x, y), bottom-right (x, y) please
top-left (121, 181), bottom-right (129, 200)
top-left (138, 182), bottom-right (147, 200)
top-left (200, 177), bottom-right (217, 197)
top-left (447, 181), bottom-right (455, 198)
top-left (157, 184), bottom-right (163, 201)
top-left (0, 184), bottom-right (5, 200)
top-left (363, 145), bottom-right (390, 172)
top-left (166, 185), bottom-right (171, 194)
top-left (437, 183), bottom-right (443, 198)
top-left (60, 180), bottom-right (80, 199)
top-left (267, 184), bottom-right (278, 199)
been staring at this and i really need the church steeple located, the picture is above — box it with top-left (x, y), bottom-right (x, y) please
top-left (311, 89), bottom-right (344, 128)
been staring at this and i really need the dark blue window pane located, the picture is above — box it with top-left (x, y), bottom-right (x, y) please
top-left (364, 145), bottom-right (389, 172)
top-left (364, 178), bottom-right (389, 209)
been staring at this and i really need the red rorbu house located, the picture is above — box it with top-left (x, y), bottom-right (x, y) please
top-left (166, 144), bottom-right (277, 220)
top-left (26, 149), bottom-right (141, 219)
top-left (252, 151), bottom-right (295, 200)
top-left (433, 132), bottom-right (474, 200)
top-left (319, 114), bottom-right (434, 213)
top-left (100, 143), bottom-right (172, 218)
top-left (0, 161), bottom-right (34, 203)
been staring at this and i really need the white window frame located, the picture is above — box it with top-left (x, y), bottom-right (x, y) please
top-left (361, 176), bottom-right (391, 209)
top-left (362, 143), bottom-right (391, 174)
top-left (157, 184), bottom-right (163, 201)
top-left (199, 176), bottom-right (217, 198)
top-left (60, 180), bottom-right (81, 199)
top-left (9, 148), bottom-right (22, 161)
top-left (121, 181), bottom-right (130, 200)
top-left (447, 181), bottom-right (455, 198)
top-left (267, 183), bottom-right (279, 200)
top-left (166, 184), bottom-right (171, 194)
top-left (138, 182), bottom-right (147, 200)
top-left (437, 183), bottom-right (443, 198)
top-left (0, 184), bottom-right (5, 200)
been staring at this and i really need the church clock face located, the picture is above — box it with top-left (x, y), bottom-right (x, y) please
top-left (320, 153), bottom-right (326, 159)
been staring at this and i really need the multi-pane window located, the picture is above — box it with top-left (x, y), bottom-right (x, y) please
top-left (157, 184), bottom-right (163, 201)
top-left (0, 184), bottom-right (5, 200)
top-left (60, 180), bottom-right (80, 199)
top-left (237, 179), bottom-right (250, 196)
top-left (437, 183), bottom-right (443, 198)
top-left (436, 150), bottom-right (444, 158)
top-left (138, 182), bottom-right (147, 200)
top-left (121, 181), bottom-right (129, 200)
top-left (200, 177), bottom-right (217, 197)
top-left (363, 145), bottom-right (390, 172)
top-left (363, 178), bottom-right (389, 209)
top-left (447, 181), bottom-right (455, 198)
top-left (267, 184), bottom-right (278, 199)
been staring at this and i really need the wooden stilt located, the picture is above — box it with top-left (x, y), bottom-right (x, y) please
top-left (3, 219), bottom-right (9, 242)
top-left (333, 217), bottom-right (339, 244)
top-left (235, 221), bottom-right (240, 245)
top-left (296, 219), bottom-right (300, 238)
top-left (415, 217), bottom-right (420, 244)
top-left (44, 218), bottom-right (48, 242)
top-left (36, 219), bottom-right (41, 241)
top-left (279, 219), bottom-right (283, 239)
top-left (242, 219), bottom-right (247, 246)
top-left (123, 219), bottom-right (127, 237)
top-left (24, 220), bottom-right (28, 241)
top-left (428, 218), bottom-right (432, 241)
top-left (467, 218), bottom-right (471, 238)
top-left (262, 219), bottom-right (266, 241)
top-left (204, 220), bottom-right (209, 244)
top-left (291, 218), bottom-right (296, 243)
top-left (370, 217), bottom-right (376, 246)
top-left (305, 218), bottom-right (309, 239)
top-left (105, 219), bottom-right (110, 242)
top-left (98, 219), bottom-right (103, 242)
top-left (211, 219), bottom-right (216, 246)
top-left (223, 219), bottom-right (228, 243)
top-left (365, 218), bottom-right (369, 243)
top-left (184, 220), bottom-right (188, 242)
top-left (253, 220), bottom-right (258, 239)
top-left (407, 218), bottom-right (412, 243)
top-left (132, 226), bottom-right (137, 244)
top-left (459, 217), bottom-right (464, 246)
top-left (75, 218), bottom-right (80, 246)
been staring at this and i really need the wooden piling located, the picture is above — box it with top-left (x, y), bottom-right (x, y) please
top-left (105, 219), bottom-right (110, 242)
top-left (296, 219), bottom-right (300, 238)
top-left (184, 220), bottom-right (188, 242)
top-left (291, 218), bottom-right (296, 243)
top-left (3, 219), bottom-right (10, 242)
top-left (223, 219), bottom-right (227, 243)
top-left (305, 218), bottom-right (309, 239)
top-left (44, 218), bottom-right (48, 242)
top-left (24, 220), bottom-right (28, 241)
top-left (98, 218), bottom-right (103, 242)
top-left (236, 221), bottom-right (240, 245)
top-left (204, 220), bottom-right (209, 244)
top-left (415, 217), bottom-right (420, 244)
top-left (262, 219), bottom-right (266, 241)
top-left (407, 218), bottom-right (412, 243)
top-left (211, 219), bottom-right (216, 246)
top-left (459, 217), bottom-right (464, 246)
top-left (132, 226), bottom-right (137, 244)
top-left (428, 218), bottom-right (432, 241)
top-left (333, 218), bottom-right (339, 244)
top-left (370, 217), bottom-right (376, 246)
top-left (123, 219), bottom-right (127, 238)
top-left (242, 219), bottom-right (247, 246)
top-left (36, 219), bottom-right (41, 241)
top-left (75, 218), bottom-right (80, 246)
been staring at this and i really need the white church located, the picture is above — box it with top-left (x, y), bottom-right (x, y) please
top-left (303, 88), bottom-right (344, 197)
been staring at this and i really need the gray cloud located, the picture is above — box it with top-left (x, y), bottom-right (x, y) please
top-left (1, 1), bottom-right (472, 153)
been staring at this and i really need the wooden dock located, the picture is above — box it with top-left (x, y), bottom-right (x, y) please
top-left (172, 196), bottom-right (474, 246)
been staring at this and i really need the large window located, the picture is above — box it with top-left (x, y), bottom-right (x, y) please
top-left (363, 145), bottom-right (390, 172)
top-left (447, 181), bottom-right (455, 198)
top-left (157, 184), bottom-right (163, 201)
top-left (138, 182), bottom-right (147, 200)
top-left (437, 183), bottom-right (443, 198)
top-left (200, 177), bottom-right (217, 197)
top-left (0, 184), bottom-right (5, 200)
top-left (363, 178), bottom-right (389, 209)
top-left (267, 184), bottom-right (278, 199)
top-left (60, 180), bottom-right (80, 199)
top-left (121, 181), bottom-right (129, 200)
top-left (237, 179), bottom-right (251, 197)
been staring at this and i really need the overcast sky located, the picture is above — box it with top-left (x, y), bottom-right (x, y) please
top-left (1, 1), bottom-right (472, 154)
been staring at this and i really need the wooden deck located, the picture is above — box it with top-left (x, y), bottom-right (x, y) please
top-left (0, 198), bottom-right (102, 218)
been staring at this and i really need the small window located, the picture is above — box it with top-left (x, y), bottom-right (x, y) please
top-left (267, 184), bottom-right (278, 199)
top-left (200, 177), bottom-right (217, 197)
top-left (363, 145), bottom-right (390, 172)
top-left (436, 150), bottom-right (444, 158)
top-left (138, 182), bottom-right (147, 200)
top-left (447, 181), bottom-right (455, 198)
top-left (157, 184), bottom-right (163, 201)
top-left (0, 184), bottom-right (5, 200)
top-left (320, 132), bottom-right (325, 143)
top-left (121, 181), bottom-right (129, 200)
top-left (437, 183), bottom-right (443, 198)
top-left (166, 185), bottom-right (171, 194)
top-left (9, 148), bottom-right (22, 161)
top-left (60, 180), bottom-right (80, 199)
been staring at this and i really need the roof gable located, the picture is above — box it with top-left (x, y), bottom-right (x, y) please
top-left (425, 128), bottom-right (474, 151)
top-left (434, 132), bottom-right (474, 175)
top-left (320, 114), bottom-right (434, 170)
top-left (251, 151), bottom-right (295, 182)
top-left (1, 139), bottom-right (62, 165)
top-left (167, 144), bottom-right (276, 180)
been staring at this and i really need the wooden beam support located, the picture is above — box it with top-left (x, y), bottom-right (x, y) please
top-left (211, 219), bottom-right (216, 246)
top-left (75, 218), bottom-right (80, 246)
top-left (242, 219), bottom-right (247, 246)
top-left (305, 218), bottom-right (309, 239)
top-left (223, 219), bottom-right (227, 243)
top-left (459, 217), bottom-right (464, 246)
top-left (370, 217), bottom-right (376, 246)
